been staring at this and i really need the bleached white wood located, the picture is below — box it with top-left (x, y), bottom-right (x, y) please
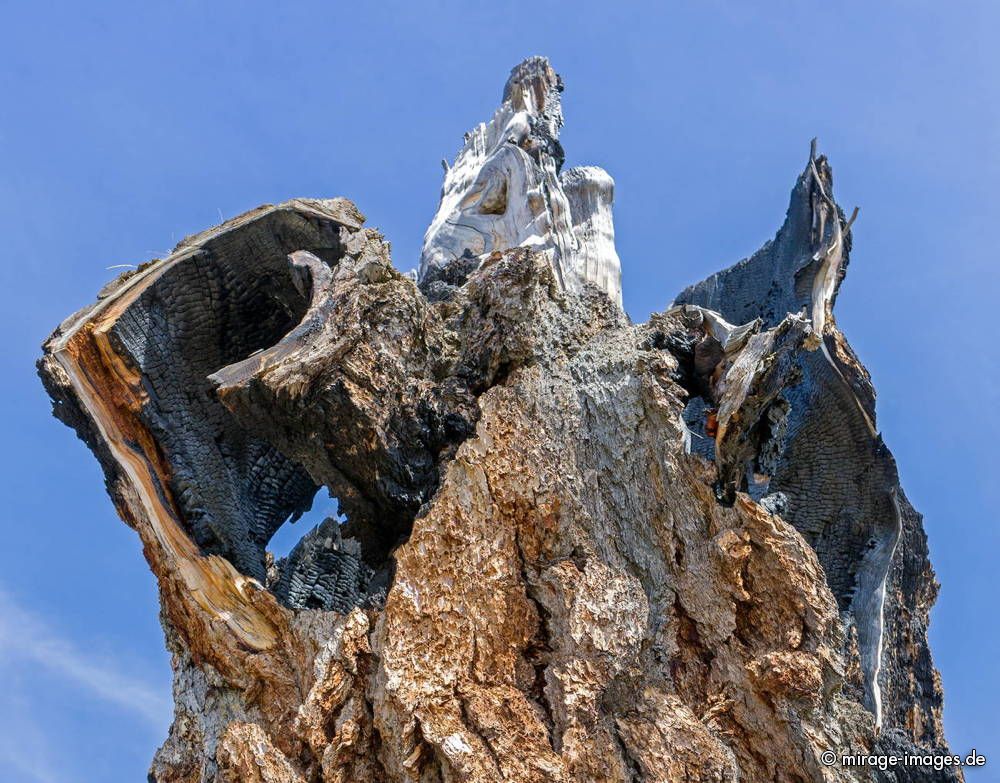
top-left (420, 57), bottom-right (623, 307)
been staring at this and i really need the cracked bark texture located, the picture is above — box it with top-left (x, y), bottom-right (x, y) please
top-left (39, 58), bottom-right (956, 783)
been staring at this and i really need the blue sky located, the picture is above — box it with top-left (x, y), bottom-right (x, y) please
top-left (1, 1), bottom-right (997, 780)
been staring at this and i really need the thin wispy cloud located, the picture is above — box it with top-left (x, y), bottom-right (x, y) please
top-left (0, 705), bottom-right (63, 783)
top-left (0, 587), bottom-right (171, 728)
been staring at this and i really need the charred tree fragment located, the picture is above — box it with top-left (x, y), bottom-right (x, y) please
top-left (38, 60), bottom-right (957, 783)
top-left (675, 143), bottom-right (944, 747)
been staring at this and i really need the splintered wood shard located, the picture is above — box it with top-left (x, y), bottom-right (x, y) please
top-left (39, 60), bottom-right (955, 783)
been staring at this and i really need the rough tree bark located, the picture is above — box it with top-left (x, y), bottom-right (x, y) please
top-left (39, 59), bottom-right (957, 782)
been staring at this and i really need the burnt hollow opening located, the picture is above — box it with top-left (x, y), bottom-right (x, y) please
top-left (104, 211), bottom-right (352, 586)
top-left (102, 207), bottom-right (438, 614)
top-left (109, 247), bottom-right (319, 584)
top-left (267, 489), bottom-right (341, 561)
top-left (265, 487), bottom-right (393, 612)
top-left (646, 328), bottom-right (718, 462)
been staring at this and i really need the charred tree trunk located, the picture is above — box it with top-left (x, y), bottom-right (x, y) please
top-left (39, 59), bottom-right (956, 782)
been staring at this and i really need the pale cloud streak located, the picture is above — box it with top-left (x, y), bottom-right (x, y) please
top-left (0, 587), bottom-right (171, 728)
top-left (0, 706), bottom-right (63, 783)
